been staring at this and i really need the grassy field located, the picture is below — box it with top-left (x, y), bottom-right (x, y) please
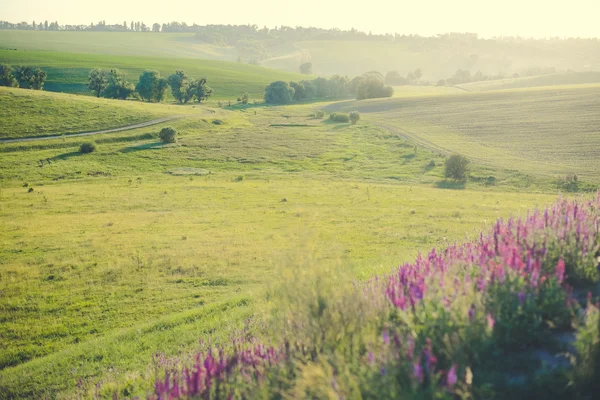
top-left (0, 176), bottom-right (556, 398)
top-left (0, 87), bottom-right (204, 139)
top-left (0, 89), bottom-right (570, 397)
top-left (329, 84), bottom-right (600, 183)
top-left (0, 49), bottom-right (308, 100)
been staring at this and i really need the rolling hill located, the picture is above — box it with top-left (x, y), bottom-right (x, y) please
top-left (327, 84), bottom-right (600, 182)
top-left (0, 49), bottom-right (309, 100)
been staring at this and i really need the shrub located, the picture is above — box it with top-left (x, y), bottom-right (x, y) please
top-left (444, 154), bottom-right (470, 182)
top-left (349, 111), bottom-right (360, 124)
top-left (240, 92), bottom-right (250, 104)
top-left (314, 110), bottom-right (325, 119)
top-left (329, 112), bottom-right (350, 123)
top-left (79, 142), bottom-right (96, 153)
top-left (159, 127), bottom-right (177, 143)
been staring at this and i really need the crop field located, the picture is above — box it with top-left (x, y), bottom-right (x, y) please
top-left (459, 71), bottom-right (600, 92)
top-left (329, 84), bottom-right (600, 182)
top-left (0, 49), bottom-right (308, 99)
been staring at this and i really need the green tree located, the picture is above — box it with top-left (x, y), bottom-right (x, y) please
top-left (289, 81), bottom-right (307, 101)
top-left (152, 23), bottom-right (161, 32)
top-left (299, 62), bottom-right (312, 74)
top-left (0, 64), bottom-right (18, 87)
top-left (155, 78), bottom-right (168, 102)
top-left (15, 66), bottom-right (46, 90)
top-left (444, 154), bottom-right (470, 182)
top-left (104, 69), bottom-right (134, 100)
top-left (385, 71), bottom-right (408, 85)
top-left (240, 92), bottom-right (250, 104)
top-left (356, 72), bottom-right (393, 99)
top-left (136, 70), bottom-right (160, 102)
top-left (87, 69), bottom-right (108, 97)
top-left (264, 81), bottom-right (294, 104)
top-left (186, 78), bottom-right (213, 103)
top-left (167, 70), bottom-right (189, 103)
top-left (349, 111), bottom-right (360, 124)
top-left (30, 67), bottom-right (47, 90)
top-left (329, 75), bottom-right (349, 98)
top-left (312, 77), bottom-right (331, 98)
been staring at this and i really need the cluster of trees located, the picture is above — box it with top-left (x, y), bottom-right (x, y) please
top-left (384, 69), bottom-right (422, 85)
top-left (87, 69), bottom-right (213, 103)
top-left (0, 64), bottom-right (46, 90)
top-left (264, 72), bottom-right (393, 104)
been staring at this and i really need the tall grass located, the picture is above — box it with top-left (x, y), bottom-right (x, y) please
top-left (134, 194), bottom-right (600, 399)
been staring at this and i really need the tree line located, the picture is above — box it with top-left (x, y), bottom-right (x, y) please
top-left (0, 64), bottom-right (47, 89)
top-left (87, 69), bottom-right (213, 103)
top-left (263, 71), bottom-right (394, 104)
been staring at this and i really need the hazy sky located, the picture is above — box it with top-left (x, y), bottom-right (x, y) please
top-left (2, 0), bottom-right (599, 38)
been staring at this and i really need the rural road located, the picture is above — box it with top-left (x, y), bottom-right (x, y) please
top-left (0, 116), bottom-right (183, 144)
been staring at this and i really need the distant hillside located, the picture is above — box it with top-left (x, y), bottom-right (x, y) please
top-left (0, 49), bottom-right (309, 100)
top-left (458, 71), bottom-right (600, 91)
top-left (1, 29), bottom-right (599, 81)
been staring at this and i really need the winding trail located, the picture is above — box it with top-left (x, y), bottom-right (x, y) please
top-left (0, 116), bottom-right (184, 144)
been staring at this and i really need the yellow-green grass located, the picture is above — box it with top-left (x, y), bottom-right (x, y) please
top-left (328, 84), bottom-right (600, 183)
top-left (0, 49), bottom-right (309, 100)
top-left (0, 30), bottom-right (234, 60)
top-left (0, 103), bottom-right (547, 191)
top-left (0, 173), bottom-right (557, 398)
top-left (0, 87), bottom-right (202, 139)
top-left (0, 98), bottom-right (572, 397)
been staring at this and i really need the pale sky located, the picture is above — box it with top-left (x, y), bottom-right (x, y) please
top-left (2, 0), bottom-right (599, 38)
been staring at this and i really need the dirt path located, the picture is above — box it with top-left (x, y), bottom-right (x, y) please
top-left (0, 116), bottom-right (184, 144)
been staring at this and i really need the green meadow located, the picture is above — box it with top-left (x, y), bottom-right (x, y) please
top-left (0, 84), bottom-right (572, 397)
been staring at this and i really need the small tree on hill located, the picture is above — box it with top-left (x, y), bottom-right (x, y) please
top-left (289, 81), bottom-right (307, 101)
top-left (88, 68), bottom-right (108, 97)
top-left (240, 92), bottom-right (250, 104)
top-left (167, 70), bottom-right (189, 103)
top-left (0, 64), bottom-right (18, 87)
top-left (444, 154), bottom-right (470, 182)
top-left (136, 70), bottom-right (167, 102)
top-left (299, 62), bottom-right (312, 75)
top-left (104, 69), bottom-right (134, 100)
top-left (264, 81), bottom-right (294, 104)
top-left (159, 127), bottom-right (177, 143)
top-left (186, 78), bottom-right (213, 103)
top-left (349, 111), bottom-right (360, 124)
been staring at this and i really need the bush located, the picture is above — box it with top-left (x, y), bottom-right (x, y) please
top-left (314, 110), bottom-right (325, 119)
top-left (329, 112), bottom-right (350, 123)
top-left (444, 154), bottom-right (470, 182)
top-left (349, 111), bottom-right (360, 124)
top-left (240, 92), bottom-right (250, 104)
top-left (159, 127), bottom-right (177, 143)
top-left (79, 142), bottom-right (96, 153)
